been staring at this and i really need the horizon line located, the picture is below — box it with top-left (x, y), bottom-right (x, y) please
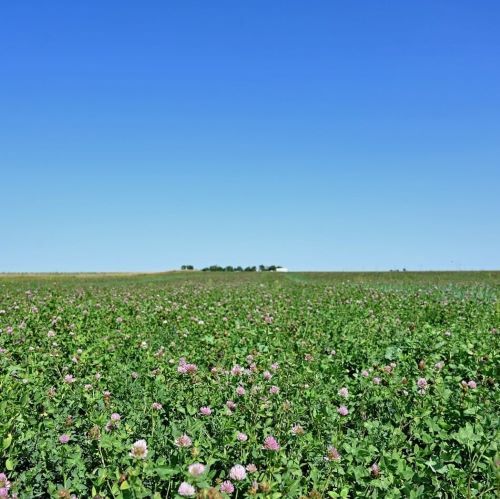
top-left (1, 269), bottom-right (499, 276)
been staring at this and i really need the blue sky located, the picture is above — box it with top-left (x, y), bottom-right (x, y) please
top-left (1, 1), bottom-right (499, 272)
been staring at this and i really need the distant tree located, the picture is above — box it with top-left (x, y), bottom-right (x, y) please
top-left (208, 265), bottom-right (224, 271)
top-left (257, 265), bottom-right (281, 272)
top-left (200, 264), bottom-right (261, 272)
top-left (181, 265), bottom-right (194, 270)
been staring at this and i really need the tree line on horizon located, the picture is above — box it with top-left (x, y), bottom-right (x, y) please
top-left (181, 265), bottom-right (281, 272)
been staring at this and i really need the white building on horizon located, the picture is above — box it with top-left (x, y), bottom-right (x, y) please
top-left (276, 266), bottom-right (289, 272)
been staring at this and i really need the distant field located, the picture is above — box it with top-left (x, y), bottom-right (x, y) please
top-left (0, 271), bottom-right (498, 497)
top-left (1, 270), bottom-right (500, 286)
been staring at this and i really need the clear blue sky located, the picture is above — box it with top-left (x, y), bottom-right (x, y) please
top-left (1, 1), bottom-right (499, 272)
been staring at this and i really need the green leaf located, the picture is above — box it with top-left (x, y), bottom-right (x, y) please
top-left (2, 434), bottom-right (12, 450)
top-left (154, 467), bottom-right (177, 480)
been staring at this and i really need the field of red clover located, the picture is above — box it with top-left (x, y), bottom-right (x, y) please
top-left (0, 272), bottom-right (498, 498)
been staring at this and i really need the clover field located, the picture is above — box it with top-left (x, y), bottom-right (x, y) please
top-left (0, 271), bottom-right (498, 498)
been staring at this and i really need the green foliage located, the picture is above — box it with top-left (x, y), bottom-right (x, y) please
top-left (199, 265), bottom-right (281, 272)
top-left (0, 272), bottom-right (498, 497)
